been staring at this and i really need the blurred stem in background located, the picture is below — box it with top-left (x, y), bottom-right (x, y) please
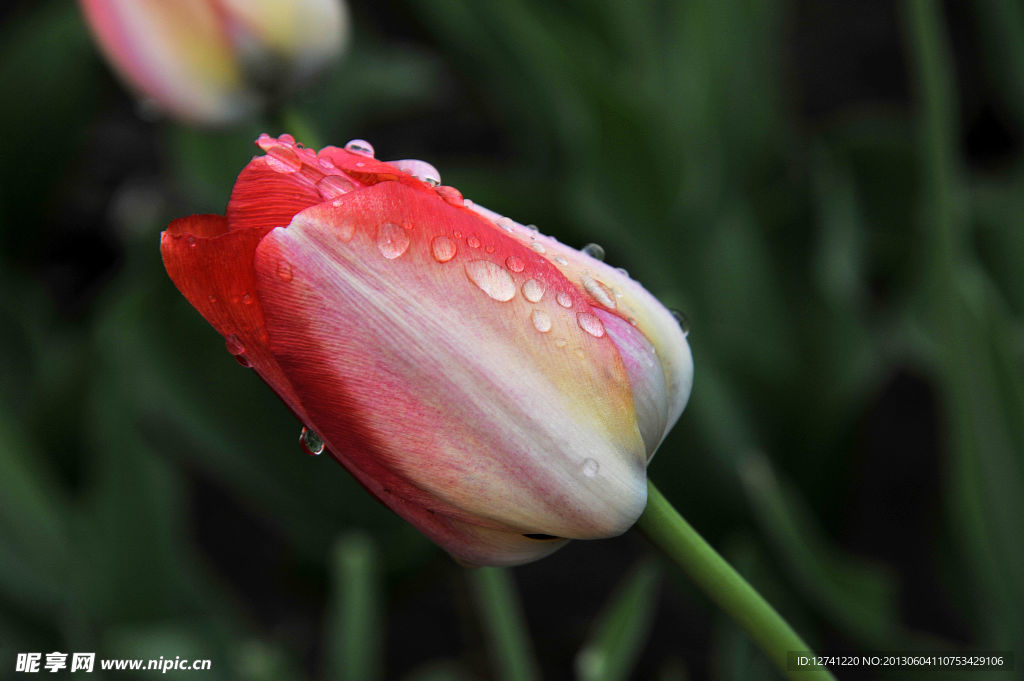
top-left (467, 567), bottom-right (541, 681)
top-left (638, 482), bottom-right (836, 681)
top-left (328, 533), bottom-right (381, 681)
top-left (273, 107), bottom-right (324, 150)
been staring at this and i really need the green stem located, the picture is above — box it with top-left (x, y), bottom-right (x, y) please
top-left (637, 481), bottom-right (836, 681)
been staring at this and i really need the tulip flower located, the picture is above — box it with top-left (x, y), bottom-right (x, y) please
top-left (79, 0), bottom-right (348, 125)
top-left (161, 134), bottom-right (693, 565)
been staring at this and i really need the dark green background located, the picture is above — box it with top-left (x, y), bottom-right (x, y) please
top-left (0, 1), bottom-right (1021, 679)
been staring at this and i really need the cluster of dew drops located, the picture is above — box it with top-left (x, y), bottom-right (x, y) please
top-left (249, 138), bottom-right (690, 458)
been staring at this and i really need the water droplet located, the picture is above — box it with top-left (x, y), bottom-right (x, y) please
top-left (531, 309), bottom-right (552, 333)
top-left (554, 337), bottom-right (568, 348)
top-left (276, 260), bottom-right (293, 282)
top-left (582, 243), bottom-right (605, 261)
top-left (299, 426), bottom-right (325, 456)
top-left (505, 255), bottom-right (525, 272)
top-left (556, 291), bottom-right (573, 308)
top-left (522, 278), bottom-right (545, 302)
top-left (225, 334), bottom-right (244, 355)
top-left (496, 217), bottom-right (515, 232)
top-left (554, 256), bottom-right (568, 265)
top-left (615, 266), bottom-right (629, 278)
top-left (431, 235), bottom-right (457, 263)
top-left (465, 260), bottom-right (516, 301)
top-left (225, 334), bottom-right (250, 366)
top-left (526, 224), bottom-right (539, 232)
top-left (187, 235), bottom-right (197, 248)
top-left (208, 294), bottom-right (217, 303)
top-left (256, 133), bottom-right (275, 151)
top-left (344, 139), bottom-right (375, 157)
top-left (435, 185), bottom-right (464, 206)
top-left (484, 244), bottom-right (495, 253)
top-left (265, 146), bottom-right (302, 173)
top-left (377, 222), bottom-right (410, 259)
top-left (670, 309), bottom-right (690, 336)
top-left (241, 293), bottom-right (253, 305)
top-left (316, 175), bottom-right (354, 199)
top-left (581, 276), bottom-right (616, 309)
top-left (581, 458), bottom-right (600, 477)
top-left (530, 241), bottom-right (546, 254)
top-left (467, 235), bottom-right (481, 249)
top-left (278, 133), bottom-right (296, 146)
top-left (577, 312), bottom-right (606, 337)
top-left (390, 159), bottom-right (441, 186)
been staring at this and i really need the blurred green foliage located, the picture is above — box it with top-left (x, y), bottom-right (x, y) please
top-left (0, 0), bottom-right (1022, 679)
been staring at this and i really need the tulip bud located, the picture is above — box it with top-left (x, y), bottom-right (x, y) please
top-left (161, 135), bottom-right (693, 565)
top-left (79, 0), bottom-right (348, 125)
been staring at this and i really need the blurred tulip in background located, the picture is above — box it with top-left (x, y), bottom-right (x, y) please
top-left (78, 0), bottom-right (349, 125)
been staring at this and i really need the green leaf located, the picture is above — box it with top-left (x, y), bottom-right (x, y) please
top-left (0, 408), bottom-right (69, 578)
top-left (738, 453), bottom-right (929, 650)
top-left (906, 0), bottom-right (1024, 653)
top-left (0, 393), bottom-right (70, 614)
top-left (939, 270), bottom-right (1024, 651)
top-left (575, 559), bottom-right (660, 681)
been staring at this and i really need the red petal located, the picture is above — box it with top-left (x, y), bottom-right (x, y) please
top-left (165, 213), bottom-right (228, 239)
top-left (316, 145), bottom-right (424, 187)
top-left (225, 134), bottom-right (445, 234)
top-left (160, 218), bottom-right (305, 412)
top-left (225, 156), bottom-right (325, 233)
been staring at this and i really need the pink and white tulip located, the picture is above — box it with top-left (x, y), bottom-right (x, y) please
top-left (79, 0), bottom-right (348, 125)
top-left (161, 135), bottom-right (693, 565)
